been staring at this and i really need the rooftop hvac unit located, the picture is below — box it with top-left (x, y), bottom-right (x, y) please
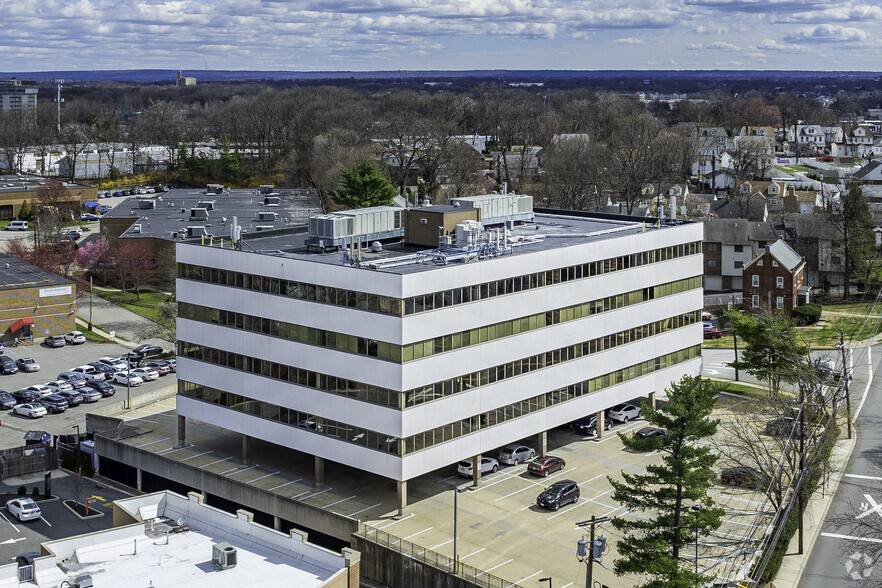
top-left (190, 207), bottom-right (209, 221)
top-left (255, 225), bottom-right (274, 232)
top-left (196, 200), bottom-right (217, 211)
top-left (131, 224), bottom-right (141, 234)
top-left (138, 199), bottom-right (156, 209)
top-left (258, 211), bottom-right (278, 221)
top-left (206, 184), bottom-right (224, 194)
top-left (212, 542), bottom-right (237, 570)
top-left (258, 185), bottom-right (276, 195)
top-left (263, 196), bottom-right (281, 206)
top-left (186, 226), bottom-right (208, 237)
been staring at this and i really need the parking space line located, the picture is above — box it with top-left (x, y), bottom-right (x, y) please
top-left (460, 547), bottom-right (485, 560)
top-left (561, 583), bottom-right (574, 588)
top-left (40, 516), bottom-right (52, 527)
top-left (269, 479), bottom-right (302, 491)
top-left (477, 558), bottom-right (513, 576)
top-left (518, 570), bottom-right (543, 583)
top-left (156, 446), bottom-right (186, 455)
top-left (374, 513), bottom-right (414, 529)
top-left (348, 502), bottom-right (383, 517)
top-left (398, 526), bottom-right (433, 542)
top-left (820, 532), bottom-right (882, 544)
top-left (322, 495), bottom-right (357, 510)
top-left (844, 473), bottom-right (882, 482)
top-left (223, 465), bottom-right (259, 476)
top-left (136, 438), bottom-right (169, 448)
top-left (202, 457), bottom-right (234, 468)
top-left (0, 510), bottom-right (19, 533)
top-left (247, 471), bottom-right (280, 484)
top-left (430, 539), bottom-right (453, 550)
top-left (179, 450), bottom-right (212, 462)
top-left (299, 488), bottom-right (333, 501)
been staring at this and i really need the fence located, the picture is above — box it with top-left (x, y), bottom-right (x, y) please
top-left (0, 445), bottom-right (57, 480)
top-left (355, 523), bottom-right (523, 588)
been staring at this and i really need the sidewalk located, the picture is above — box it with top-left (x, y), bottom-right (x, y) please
top-left (76, 293), bottom-right (172, 350)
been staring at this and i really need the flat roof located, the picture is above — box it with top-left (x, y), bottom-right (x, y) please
top-left (0, 252), bottom-right (73, 292)
top-left (231, 212), bottom-right (686, 275)
top-left (0, 175), bottom-right (90, 195)
top-left (103, 187), bottom-right (322, 241)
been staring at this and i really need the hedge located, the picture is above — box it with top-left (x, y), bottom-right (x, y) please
top-left (794, 303), bottom-right (822, 326)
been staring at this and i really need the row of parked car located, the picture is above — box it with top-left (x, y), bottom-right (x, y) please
top-left (2, 344), bottom-right (173, 418)
top-left (100, 186), bottom-right (167, 198)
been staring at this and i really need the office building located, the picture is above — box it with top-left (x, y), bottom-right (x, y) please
top-left (0, 79), bottom-right (38, 112)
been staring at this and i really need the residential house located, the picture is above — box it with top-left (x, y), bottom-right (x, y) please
top-left (742, 239), bottom-right (808, 315)
top-left (779, 213), bottom-right (845, 290)
top-left (788, 124), bottom-right (826, 155)
top-left (852, 159), bottom-right (882, 182)
top-left (712, 187), bottom-right (769, 222)
top-left (703, 218), bottom-right (777, 291)
top-left (832, 125), bottom-right (875, 158)
top-left (782, 187), bottom-right (823, 214)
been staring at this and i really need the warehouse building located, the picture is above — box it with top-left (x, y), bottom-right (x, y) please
top-left (175, 197), bottom-right (703, 512)
top-left (0, 252), bottom-right (76, 343)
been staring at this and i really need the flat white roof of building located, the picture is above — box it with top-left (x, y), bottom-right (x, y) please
top-left (0, 490), bottom-right (351, 588)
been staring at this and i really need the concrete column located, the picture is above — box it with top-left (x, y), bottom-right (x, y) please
top-left (343, 548), bottom-right (361, 588)
top-left (136, 468), bottom-right (142, 492)
top-left (241, 434), bottom-right (251, 466)
top-left (397, 480), bottom-right (407, 516)
top-left (536, 431), bottom-right (547, 456)
top-left (471, 455), bottom-right (482, 487)
top-left (648, 392), bottom-right (656, 410)
top-left (314, 456), bottom-right (325, 489)
top-left (595, 410), bottom-right (606, 440)
top-left (273, 516), bottom-right (281, 531)
top-left (177, 415), bottom-right (186, 447)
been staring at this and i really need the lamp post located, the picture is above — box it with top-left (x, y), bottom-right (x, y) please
top-left (539, 577), bottom-right (552, 588)
top-left (452, 486), bottom-right (467, 574)
top-left (126, 355), bottom-right (131, 410)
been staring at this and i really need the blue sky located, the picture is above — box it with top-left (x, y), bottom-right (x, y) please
top-left (3, 0), bottom-right (881, 71)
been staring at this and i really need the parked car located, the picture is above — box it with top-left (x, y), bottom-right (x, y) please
top-left (70, 365), bottom-right (106, 382)
top-left (80, 213), bottom-right (100, 221)
top-left (0, 391), bottom-right (16, 409)
top-left (113, 372), bottom-right (143, 386)
top-left (62, 227), bottom-right (82, 240)
top-left (130, 367), bottom-right (159, 381)
top-left (536, 479), bottom-right (580, 511)
top-left (701, 311), bottom-right (713, 320)
top-left (14, 357), bottom-right (39, 373)
top-left (85, 379), bottom-right (116, 397)
top-left (497, 444), bottom-right (536, 466)
top-left (12, 390), bottom-right (41, 404)
top-left (97, 205), bottom-right (111, 214)
top-left (608, 404), bottom-right (641, 423)
top-left (145, 360), bottom-right (172, 376)
top-left (37, 394), bottom-right (68, 414)
top-left (721, 467), bottom-right (770, 489)
top-left (456, 457), bottom-right (499, 477)
top-left (6, 498), bottom-right (41, 521)
top-left (77, 388), bottom-right (102, 403)
top-left (133, 344), bottom-right (163, 357)
top-left (56, 372), bottom-right (88, 389)
top-left (635, 427), bottom-right (669, 440)
top-left (527, 455), bottom-right (566, 477)
top-left (22, 384), bottom-right (53, 398)
top-left (87, 362), bottom-right (117, 379)
top-left (98, 357), bottom-right (127, 371)
top-left (703, 323), bottom-right (722, 340)
top-left (45, 380), bottom-right (74, 394)
top-left (12, 403), bottom-right (46, 418)
top-left (164, 358), bottom-right (177, 372)
top-left (4, 220), bottom-right (28, 231)
top-left (64, 331), bottom-right (86, 345)
top-left (764, 417), bottom-right (802, 438)
top-left (0, 356), bottom-right (18, 374)
top-left (44, 335), bottom-right (65, 348)
top-left (56, 390), bottom-right (85, 407)
top-left (569, 414), bottom-right (611, 436)
top-left (121, 352), bottom-right (144, 367)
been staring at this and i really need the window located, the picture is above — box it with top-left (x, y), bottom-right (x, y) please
top-left (707, 260), bottom-right (719, 269)
top-left (776, 276), bottom-right (784, 288)
top-left (734, 245), bottom-right (743, 253)
top-left (752, 295), bottom-right (760, 308)
top-left (776, 297), bottom-right (784, 309)
top-left (734, 261), bottom-right (743, 269)
top-left (752, 275), bottom-right (759, 287)
top-left (772, 261), bottom-right (779, 267)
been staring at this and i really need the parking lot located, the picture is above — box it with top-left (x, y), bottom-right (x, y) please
top-left (0, 339), bottom-right (176, 448)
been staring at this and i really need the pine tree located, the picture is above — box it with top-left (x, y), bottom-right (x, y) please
top-left (17, 199), bottom-right (30, 221)
top-left (330, 161), bottom-right (397, 209)
top-left (608, 375), bottom-right (724, 588)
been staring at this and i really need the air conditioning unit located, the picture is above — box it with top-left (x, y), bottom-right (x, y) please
top-left (212, 542), bottom-right (237, 570)
top-left (132, 224), bottom-right (141, 233)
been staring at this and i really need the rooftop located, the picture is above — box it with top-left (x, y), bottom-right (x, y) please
top-left (102, 187), bottom-right (322, 241)
top-left (0, 490), bottom-right (355, 588)
top-left (0, 175), bottom-right (90, 195)
top-left (224, 211), bottom-right (685, 275)
top-left (0, 252), bottom-right (73, 292)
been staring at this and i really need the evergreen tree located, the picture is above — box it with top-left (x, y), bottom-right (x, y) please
top-left (330, 161), bottom-right (397, 209)
top-left (837, 182), bottom-right (874, 298)
top-left (727, 309), bottom-right (807, 397)
top-left (17, 199), bottom-right (30, 221)
top-left (609, 375), bottom-right (724, 588)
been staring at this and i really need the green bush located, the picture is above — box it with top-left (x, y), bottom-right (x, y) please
top-left (17, 486), bottom-right (26, 495)
top-left (31, 487), bottom-right (40, 496)
top-left (794, 303), bottom-right (822, 325)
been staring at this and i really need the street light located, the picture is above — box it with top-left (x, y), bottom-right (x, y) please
top-left (539, 577), bottom-right (552, 588)
top-left (452, 486), bottom-right (467, 574)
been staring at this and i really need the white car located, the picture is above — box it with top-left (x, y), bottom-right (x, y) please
top-left (70, 365), bottom-right (106, 382)
top-left (64, 331), bottom-right (86, 344)
top-left (497, 444), bottom-right (536, 466)
top-left (130, 367), bottom-right (159, 381)
top-left (608, 403), bottom-right (642, 423)
top-left (15, 357), bottom-right (40, 373)
top-left (46, 380), bottom-right (74, 394)
top-left (99, 357), bottom-right (128, 371)
top-left (6, 498), bottom-right (41, 521)
top-left (13, 403), bottom-right (47, 419)
top-left (457, 457), bottom-right (499, 477)
top-left (113, 372), bottom-right (143, 386)
top-left (24, 384), bottom-right (53, 398)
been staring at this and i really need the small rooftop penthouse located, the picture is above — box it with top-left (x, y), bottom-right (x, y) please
top-left (0, 490), bottom-right (359, 588)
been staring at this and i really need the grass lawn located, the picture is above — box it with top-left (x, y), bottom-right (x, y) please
top-left (702, 334), bottom-right (738, 349)
top-left (774, 165), bottom-right (813, 174)
top-left (796, 314), bottom-right (881, 348)
top-left (718, 380), bottom-right (768, 399)
top-left (824, 301), bottom-right (882, 316)
top-left (82, 329), bottom-right (112, 343)
top-left (96, 290), bottom-right (170, 322)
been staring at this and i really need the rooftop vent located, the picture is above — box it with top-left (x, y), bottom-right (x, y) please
top-left (258, 211), bottom-right (278, 221)
top-left (206, 184), bottom-right (224, 195)
top-left (196, 200), bottom-right (216, 211)
top-left (254, 225), bottom-right (274, 232)
top-left (263, 196), bottom-right (281, 206)
top-left (212, 542), bottom-right (237, 570)
top-left (131, 224), bottom-right (141, 234)
top-left (138, 199), bottom-right (156, 210)
top-left (190, 207), bottom-right (209, 221)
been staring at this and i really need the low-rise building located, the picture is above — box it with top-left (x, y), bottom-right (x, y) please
top-left (0, 252), bottom-right (76, 342)
top-left (742, 239), bottom-right (808, 314)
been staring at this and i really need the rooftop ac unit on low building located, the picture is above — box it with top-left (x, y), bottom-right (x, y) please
top-left (212, 542), bottom-right (237, 570)
top-left (131, 224), bottom-right (141, 233)
top-left (255, 225), bottom-right (274, 232)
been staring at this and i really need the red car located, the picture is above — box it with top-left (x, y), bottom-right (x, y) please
top-left (703, 323), bottom-right (722, 339)
top-left (527, 455), bottom-right (566, 477)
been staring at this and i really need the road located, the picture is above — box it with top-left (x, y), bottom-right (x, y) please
top-left (798, 343), bottom-right (882, 587)
top-left (701, 348), bottom-right (841, 386)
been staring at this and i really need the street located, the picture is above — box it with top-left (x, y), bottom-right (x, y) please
top-left (798, 342), bottom-right (882, 586)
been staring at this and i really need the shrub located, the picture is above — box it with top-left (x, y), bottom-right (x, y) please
top-left (17, 486), bottom-right (26, 495)
top-left (32, 487), bottom-right (40, 496)
top-left (794, 303), bottom-right (822, 325)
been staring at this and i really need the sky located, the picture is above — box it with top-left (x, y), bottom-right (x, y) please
top-left (3, 0), bottom-right (882, 72)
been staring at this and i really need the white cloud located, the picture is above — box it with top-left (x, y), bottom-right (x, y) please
top-left (686, 43), bottom-right (703, 50)
top-left (785, 24), bottom-right (870, 43)
top-left (772, 5), bottom-right (882, 23)
top-left (612, 37), bottom-right (647, 44)
top-left (707, 41), bottom-right (740, 50)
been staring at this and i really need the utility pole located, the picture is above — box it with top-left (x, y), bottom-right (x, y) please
top-left (840, 328), bottom-right (852, 439)
top-left (798, 380), bottom-right (805, 555)
top-left (89, 276), bottom-right (93, 331)
top-left (54, 79), bottom-right (64, 133)
top-left (576, 515), bottom-right (608, 588)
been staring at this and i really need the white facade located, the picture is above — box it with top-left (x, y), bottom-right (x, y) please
top-left (176, 215), bottom-right (704, 482)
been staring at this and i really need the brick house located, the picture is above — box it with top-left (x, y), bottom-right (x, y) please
top-left (742, 239), bottom-right (809, 315)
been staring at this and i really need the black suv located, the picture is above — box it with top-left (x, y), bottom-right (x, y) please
top-left (56, 390), bottom-right (84, 407)
top-left (37, 394), bottom-right (68, 414)
top-left (570, 414), bottom-right (611, 436)
top-left (0, 356), bottom-right (19, 375)
top-left (133, 344), bottom-right (163, 358)
top-left (12, 390), bottom-right (40, 404)
top-left (86, 380), bottom-right (116, 397)
top-left (536, 479), bottom-right (580, 511)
